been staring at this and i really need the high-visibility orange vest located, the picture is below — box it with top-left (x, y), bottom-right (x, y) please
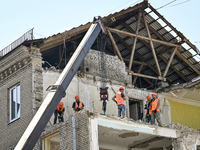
top-left (146, 101), bottom-right (152, 115)
top-left (151, 98), bottom-right (160, 112)
top-left (74, 101), bottom-right (83, 113)
top-left (116, 92), bottom-right (125, 106)
top-left (57, 106), bottom-right (65, 112)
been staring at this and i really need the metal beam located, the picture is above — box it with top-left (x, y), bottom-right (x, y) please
top-left (107, 29), bottom-right (124, 61)
top-left (163, 47), bottom-right (177, 77)
top-left (129, 12), bottom-right (142, 70)
top-left (14, 20), bottom-right (103, 150)
top-left (107, 27), bottom-right (180, 47)
top-left (142, 11), bottom-right (161, 76)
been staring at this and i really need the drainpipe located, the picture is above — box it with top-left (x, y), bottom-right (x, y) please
top-left (72, 116), bottom-right (77, 150)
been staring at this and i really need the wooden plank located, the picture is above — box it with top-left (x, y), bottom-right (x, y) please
top-left (108, 27), bottom-right (180, 47)
top-left (107, 29), bottom-right (124, 61)
top-left (142, 11), bottom-right (161, 76)
top-left (133, 64), bottom-right (144, 85)
top-left (129, 71), bottom-right (165, 81)
top-left (163, 47), bottom-right (177, 77)
top-left (129, 12), bottom-right (142, 70)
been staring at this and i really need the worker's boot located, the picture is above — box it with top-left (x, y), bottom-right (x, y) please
top-left (122, 114), bottom-right (125, 119)
top-left (118, 115), bottom-right (121, 118)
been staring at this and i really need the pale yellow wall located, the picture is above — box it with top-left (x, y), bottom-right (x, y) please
top-left (168, 99), bottom-right (200, 129)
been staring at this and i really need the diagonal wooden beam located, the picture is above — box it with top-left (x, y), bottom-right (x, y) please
top-left (133, 64), bottom-right (144, 85)
top-left (175, 50), bottom-right (200, 75)
top-left (163, 47), bottom-right (177, 77)
top-left (142, 11), bottom-right (161, 76)
top-left (107, 29), bottom-right (123, 61)
top-left (129, 12), bottom-right (142, 71)
top-left (148, 5), bottom-right (199, 54)
top-left (159, 55), bottom-right (189, 82)
top-left (108, 27), bottom-right (180, 47)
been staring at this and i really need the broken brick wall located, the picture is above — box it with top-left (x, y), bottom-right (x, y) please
top-left (81, 49), bottom-right (132, 84)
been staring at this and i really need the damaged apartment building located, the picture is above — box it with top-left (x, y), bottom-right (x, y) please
top-left (0, 1), bottom-right (200, 150)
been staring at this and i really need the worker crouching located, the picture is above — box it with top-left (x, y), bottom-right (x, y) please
top-left (54, 101), bottom-right (65, 124)
top-left (150, 93), bottom-right (162, 127)
top-left (72, 96), bottom-right (84, 113)
top-left (112, 87), bottom-right (126, 118)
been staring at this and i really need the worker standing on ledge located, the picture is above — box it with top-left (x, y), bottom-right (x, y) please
top-left (54, 101), bottom-right (65, 124)
top-left (112, 87), bottom-right (126, 118)
top-left (72, 96), bottom-right (84, 113)
top-left (150, 93), bottom-right (162, 127)
top-left (145, 95), bottom-right (152, 123)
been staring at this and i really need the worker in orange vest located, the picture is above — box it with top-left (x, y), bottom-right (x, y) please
top-left (54, 101), bottom-right (65, 124)
top-left (150, 93), bottom-right (162, 127)
top-left (145, 95), bottom-right (152, 123)
top-left (112, 87), bottom-right (126, 118)
top-left (72, 96), bottom-right (84, 113)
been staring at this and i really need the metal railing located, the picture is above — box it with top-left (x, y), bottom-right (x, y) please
top-left (0, 28), bottom-right (34, 57)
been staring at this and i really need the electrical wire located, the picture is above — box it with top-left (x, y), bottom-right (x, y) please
top-left (170, 0), bottom-right (190, 7)
top-left (156, 0), bottom-right (177, 10)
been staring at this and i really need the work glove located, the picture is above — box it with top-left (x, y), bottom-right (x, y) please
top-left (77, 108), bottom-right (81, 111)
top-left (154, 109), bottom-right (157, 113)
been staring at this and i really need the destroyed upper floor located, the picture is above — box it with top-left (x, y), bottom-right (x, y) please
top-left (0, 1), bottom-right (200, 90)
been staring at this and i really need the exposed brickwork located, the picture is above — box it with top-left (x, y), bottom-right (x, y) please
top-left (81, 49), bottom-right (132, 84)
top-left (66, 111), bottom-right (90, 150)
top-left (0, 45), bottom-right (43, 150)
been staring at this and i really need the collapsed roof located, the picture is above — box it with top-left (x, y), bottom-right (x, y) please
top-left (2, 1), bottom-right (200, 90)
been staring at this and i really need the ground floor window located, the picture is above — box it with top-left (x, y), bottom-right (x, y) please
top-left (43, 132), bottom-right (60, 150)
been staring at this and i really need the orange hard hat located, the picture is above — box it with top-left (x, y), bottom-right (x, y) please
top-left (119, 87), bottom-right (125, 90)
top-left (75, 95), bottom-right (79, 100)
top-left (151, 93), bottom-right (157, 96)
top-left (58, 101), bottom-right (64, 107)
top-left (146, 95), bottom-right (151, 99)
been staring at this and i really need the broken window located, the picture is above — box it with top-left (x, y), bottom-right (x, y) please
top-left (9, 84), bottom-right (20, 122)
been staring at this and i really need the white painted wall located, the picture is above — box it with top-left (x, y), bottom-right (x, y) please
top-left (43, 71), bottom-right (120, 124)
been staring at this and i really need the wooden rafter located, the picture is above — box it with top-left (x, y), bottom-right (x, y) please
top-left (133, 64), bottom-right (144, 85)
top-left (148, 5), bottom-right (199, 54)
top-left (129, 12), bottom-right (142, 71)
top-left (107, 29), bottom-right (124, 61)
top-left (163, 47), bottom-right (177, 77)
top-left (142, 11), bottom-right (161, 76)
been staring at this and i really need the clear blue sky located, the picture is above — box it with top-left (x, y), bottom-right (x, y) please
top-left (0, 0), bottom-right (200, 51)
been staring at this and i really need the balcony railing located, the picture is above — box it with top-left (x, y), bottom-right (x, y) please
top-left (0, 28), bottom-right (34, 57)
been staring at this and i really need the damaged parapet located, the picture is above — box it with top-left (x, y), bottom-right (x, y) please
top-left (80, 49), bottom-right (132, 84)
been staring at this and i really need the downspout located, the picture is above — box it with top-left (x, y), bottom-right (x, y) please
top-left (72, 116), bottom-right (77, 150)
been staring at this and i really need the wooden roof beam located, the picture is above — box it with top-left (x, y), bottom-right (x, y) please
top-left (107, 27), bottom-right (180, 47)
top-left (148, 4), bottom-right (200, 54)
top-left (142, 11), bottom-right (161, 76)
top-left (129, 12), bottom-right (142, 71)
